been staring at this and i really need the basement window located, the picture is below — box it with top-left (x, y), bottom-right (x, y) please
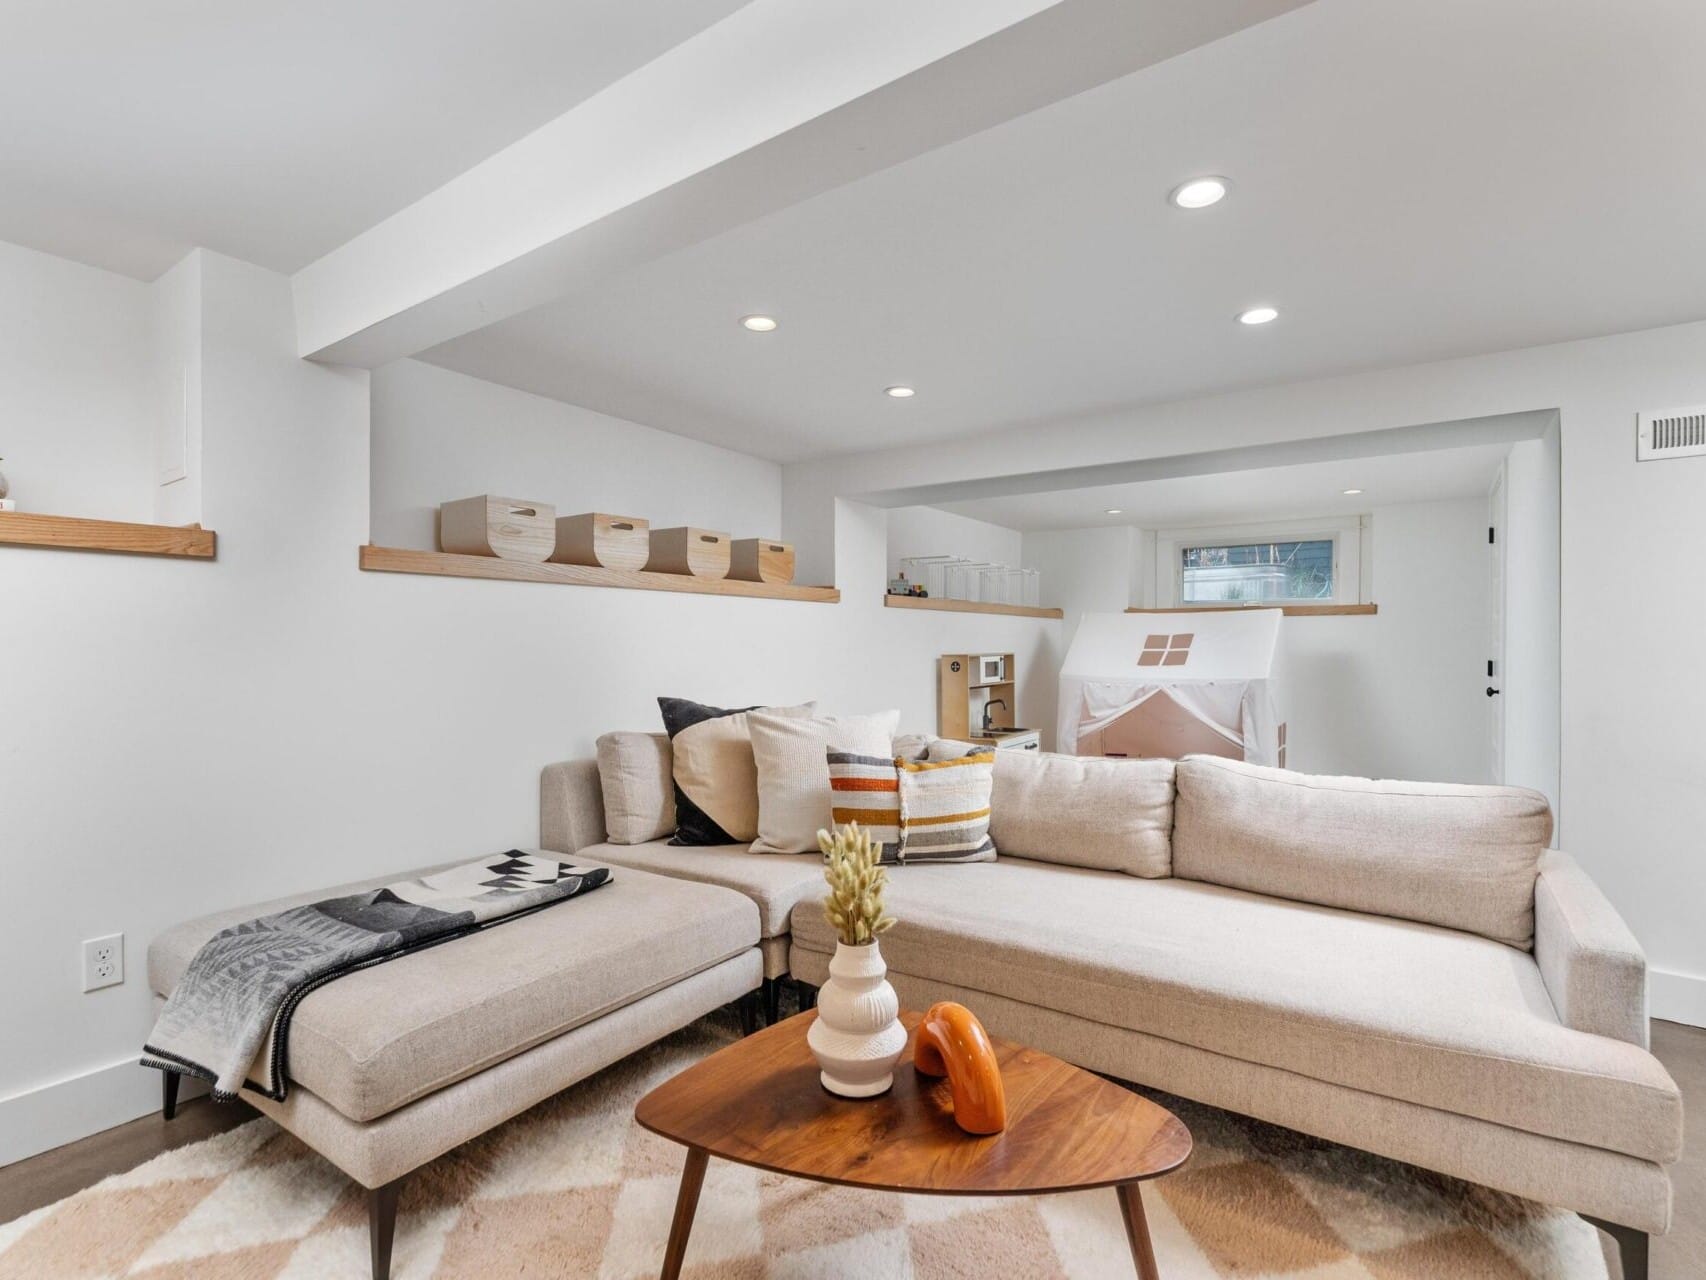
top-left (1154, 516), bottom-right (1368, 607)
top-left (1180, 538), bottom-right (1334, 604)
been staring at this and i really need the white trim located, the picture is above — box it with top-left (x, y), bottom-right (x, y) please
top-left (1650, 967), bottom-right (1706, 1029)
top-left (0, 1056), bottom-right (206, 1168)
top-left (1154, 515), bottom-right (1368, 607)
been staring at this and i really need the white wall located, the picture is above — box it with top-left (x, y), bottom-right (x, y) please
top-left (0, 239), bottom-right (154, 520)
top-left (884, 505), bottom-right (1023, 582)
top-left (787, 318), bottom-right (1706, 1023)
top-left (1278, 500), bottom-right (1491, 782)
top-left (0, 249), bottom-right (1062, 1165)
top-left (371, 360), bottom-right (783, 551)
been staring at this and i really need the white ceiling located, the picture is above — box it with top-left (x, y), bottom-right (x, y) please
top-left (936, 441), bottom-right (1508, 532)
top-left (425, 0), bottom-right (1706, 463)
top-left (0, 0), bottom-right (750, 279)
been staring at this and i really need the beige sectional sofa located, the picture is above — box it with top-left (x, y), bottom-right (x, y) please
top-left (541, 743), bottom-right (1682, 1279)
top-left (149, 854), bottom-right (762, 1279)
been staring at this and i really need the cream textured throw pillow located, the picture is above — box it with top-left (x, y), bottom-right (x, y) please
top-left (749, 710), bottom-right (900, 853)
top-left (595, 731), bottom-right (675, 845)
top-left (989, 751), bottom-right (1174, 877)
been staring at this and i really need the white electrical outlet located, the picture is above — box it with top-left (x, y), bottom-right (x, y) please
top-left (82, 933), bottom-right (124, 992)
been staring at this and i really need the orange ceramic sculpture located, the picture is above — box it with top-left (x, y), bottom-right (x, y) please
top-left (913, 1001), bottom-right (1008, 1134)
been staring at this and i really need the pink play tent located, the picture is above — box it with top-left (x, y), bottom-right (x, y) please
top-left (1057, 610), bottom-right (1287, 766)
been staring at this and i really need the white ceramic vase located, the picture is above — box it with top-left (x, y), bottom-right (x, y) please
top-left (807, 939), bottom-right (908, 1097)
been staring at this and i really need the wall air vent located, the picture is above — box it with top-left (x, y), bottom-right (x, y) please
top-left (1637, 406), bottom-right (1706, 460)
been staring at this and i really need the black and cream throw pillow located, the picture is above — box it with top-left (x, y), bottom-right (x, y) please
top-left (658, 697), bottom-right (815, 845)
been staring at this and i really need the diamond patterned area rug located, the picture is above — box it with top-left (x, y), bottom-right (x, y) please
top-left (0, 1016), bottom-right (1608, 1279)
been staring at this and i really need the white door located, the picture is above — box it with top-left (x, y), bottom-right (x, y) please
top-left (1487, 467), bottom-right (1507, 782)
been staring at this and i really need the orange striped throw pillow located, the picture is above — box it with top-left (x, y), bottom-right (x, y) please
top-left (896, 751), bottom-right (998, 864)
top-left (826, 750), bottom-right (902, 861)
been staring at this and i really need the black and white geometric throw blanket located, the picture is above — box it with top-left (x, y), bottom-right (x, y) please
top-left (143, 852), bottom-right (610, 1102)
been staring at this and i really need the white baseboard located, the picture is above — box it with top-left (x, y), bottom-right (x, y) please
top-left (0, 1057), bottom-right (207, 1168)
top-left (1650, 967), bottom-right (1706, 1029)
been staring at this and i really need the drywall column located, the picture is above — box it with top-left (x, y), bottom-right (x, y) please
top-left (150, 252), bottom-right (204, 527)
top-left (1501, 427), bottom-right (1562, 815)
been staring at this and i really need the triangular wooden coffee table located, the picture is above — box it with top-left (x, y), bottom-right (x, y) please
top-left (635, 1008), bottom-right (1192, 1278)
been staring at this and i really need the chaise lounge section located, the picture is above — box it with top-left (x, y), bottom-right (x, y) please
top-left (148, 853), bottom-right (762, 1278)
top-left (542, 755), bottom-right (824, 1022)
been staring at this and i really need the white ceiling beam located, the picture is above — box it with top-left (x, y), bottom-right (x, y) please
top-left (292, 0), bottom-right (1307, 366)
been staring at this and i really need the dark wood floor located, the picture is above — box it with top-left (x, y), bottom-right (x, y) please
top-left (0, 1082), bottom-right (251, 1226)
top-left (3, 1021), bottom-right (1702, 1278)
top-left (1649, 1019), bottom-right (1706, 1280)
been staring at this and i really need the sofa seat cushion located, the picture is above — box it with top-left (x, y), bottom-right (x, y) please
top-left (580, 839), bottom-right (822, 938)
top-left (150, 857), bottom-right (758, 1123)
top-left (788, 860), bottom-right (1681, 1162)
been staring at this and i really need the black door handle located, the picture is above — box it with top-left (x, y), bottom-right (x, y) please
top-left (1486, 686), bottom-right (1501, 697)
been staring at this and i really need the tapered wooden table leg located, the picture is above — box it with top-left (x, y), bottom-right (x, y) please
top-left (1117, 1181), bottom-right (1161, 1280)
top-left (660, 1147), bottom-right (709, 1280)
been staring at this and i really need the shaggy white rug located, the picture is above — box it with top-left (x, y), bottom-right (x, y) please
top-left (0, 1015), bottom-right (1608, 1278)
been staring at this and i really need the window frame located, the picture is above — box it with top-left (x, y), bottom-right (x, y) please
top-left (1154, 515), bottom-right (1369, 608)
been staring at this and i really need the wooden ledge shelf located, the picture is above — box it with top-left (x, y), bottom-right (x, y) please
top-left (360, 545), bottom-right (840, 602)
top-left (0, 512), bottom-right (216, 559)
top-left (885, 593), bottom-right (1062, 620)
top-left (1126, 603), bottom-right (1377, 617)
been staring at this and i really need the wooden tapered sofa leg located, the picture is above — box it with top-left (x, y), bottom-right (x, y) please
top-left (761, 977), bottom-right (781, 1026)
top-left (369, 1178), bottom-right (403, 1280)
top-left (161, 1070), bottom-right (180, 1121)
top-left (1585, 1216), bottom-right (1648, 1280)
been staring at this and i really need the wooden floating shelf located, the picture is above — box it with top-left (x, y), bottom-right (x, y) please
top-left (0, 512), bottom-right (216, 559)
top-left (360, 545), bottom-right (840, 602)
top-left (1126, 603), bottom-right (1377, 617)
top-left (885, 594), bottom-right (1062, 620)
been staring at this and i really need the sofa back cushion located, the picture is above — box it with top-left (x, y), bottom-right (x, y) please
top-left (1173, 756), bottom-right (1553, 949)
top-left (595, 732), bottom-right (675, 845)
top-left (988, 751), bottom-right (1174, 877)
top-left (749, 710), bottom-right (901, 853)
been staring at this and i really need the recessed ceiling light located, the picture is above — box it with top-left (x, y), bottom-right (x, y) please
top-left (1105, 508), bottom-right (1124, 515)
top-left (1238, 306), bottom-right (1279, 326)
top-left (740, 314), bottom-right (778, 332)
top-left (1342, 488), bottom-right (1363, 495)
top-left (884, 385), bottom-right (916, 398)
top-left (1169, 176), bottom-right (1228, 209)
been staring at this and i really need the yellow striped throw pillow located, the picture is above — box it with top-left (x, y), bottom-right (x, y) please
top-left (827, 750), bottom-right (902, 861)
top-left (895, 750), bottom-right (998, 863)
